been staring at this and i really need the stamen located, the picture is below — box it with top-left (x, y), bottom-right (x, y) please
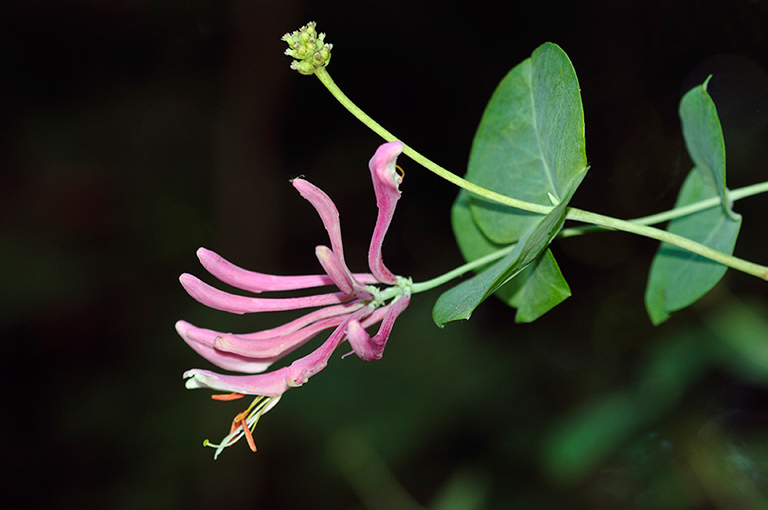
top-left (229, 404), bottom-right (253, 433)
top-left (240, 419), bottom-right (258, 452)
top-left (395, 164), bottom-right (405, 179)
top-left (211, 392), bottom-right (246, 401)
top-left (230, 414), bottom-right (245, 434)
top-left (200, 391), bottom-right (281, 457)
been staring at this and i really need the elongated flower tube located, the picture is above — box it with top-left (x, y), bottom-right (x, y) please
top-left (347, 291), bottom-right (411, 361)
top-left (177, 142), bottom-right (411, 457)
top-left (368, 141), bottom-right (405, 284)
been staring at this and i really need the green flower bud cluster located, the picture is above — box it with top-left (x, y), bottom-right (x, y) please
top-left (282, 22), bottom-right (332, 75)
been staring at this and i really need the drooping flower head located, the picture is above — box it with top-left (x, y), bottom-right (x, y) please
top-left (177, 142), bottom-right (410, 457)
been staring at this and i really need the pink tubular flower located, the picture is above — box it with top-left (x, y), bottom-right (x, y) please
top-left (368, 141), bottom-right (405, 284)
top-left (177, 141), bottom-right (410, 457)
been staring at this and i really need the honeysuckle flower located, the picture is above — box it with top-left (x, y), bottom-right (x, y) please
top-left (177, 141), bottom-right (410, 457)
top-left (369, 141), bottom-right (405, 285)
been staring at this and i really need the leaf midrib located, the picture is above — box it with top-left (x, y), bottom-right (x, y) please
top-left (527, 64), bottom-right (558, 200)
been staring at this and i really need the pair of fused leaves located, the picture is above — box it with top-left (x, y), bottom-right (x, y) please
top-left (433, 43), bottom-right (740, 327)
top-left (645, 78), bottom-right (741, 324)
top-left (433, 42), bottom-right (587, 326)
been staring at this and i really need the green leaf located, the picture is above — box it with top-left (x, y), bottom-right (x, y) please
top-left (435, 176), bottom-right (582, 327)
top-left (451, 189), bottom-right (506, 263)
top-left (451, 190), bottom-right (571, 324)
top-left (678, 76), bottom-right (736, 219)
top-left (645, 170), bottom-right (742, 325)
top-left (645, 79), bottom-right (741, 325)
top-left (442, 42), bottom-right (585, 324)
top-left (505, 249), bottom-right (571, 323)
top-left (463, 42), bottom-right (587, 245)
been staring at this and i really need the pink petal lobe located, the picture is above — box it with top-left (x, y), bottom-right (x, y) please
top-left (184, 367), bottom-right (291, 396)
top-left (315, 245), bottom-right (375, 301)
top-left (292, 178), bottom-right (346, 264)
top-left (368, 142), bottom-right (404, 284)
top-left (176, 302), bottom-right (361, 349)
top-left (286, 307), bottom-right (374, 386)
top-left (177, 321), bottom-right (280, 373)
top-left (347, 293), bottom-right (410, 361)
top-left (315, 245), bottom-right (353, 295)
top-left (179, 273), bottom-right (354, 314)
top-left (197, 247), bottom-right (336, 292)
top-left (239, 302), bottom-right (363, 339)
top-left (214, 315), bottom-right (347, 358)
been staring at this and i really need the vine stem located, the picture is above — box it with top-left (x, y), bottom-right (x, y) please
top-left (313, 68), bottom-right (768, 282)
top-left (566, 209), bottom-right (768, 279)
top-left (628, 182), bottom-right (768, 226)
top-left (408, 182), bottom-right (768, 294)
top-left (314, 69), bottom-right (550, 215)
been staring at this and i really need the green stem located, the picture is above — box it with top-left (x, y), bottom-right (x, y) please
top-left (555, 181), bottom-right (768, 241)
top-left (633, 182), bottom-right (768, 225)
top-left (410, 244), bottom-right (516, 294)
top-left (314, 68), bottom-right (550, 214)
top-left (408, 182), bottom-right (768, 293)
top-left (566, 208), bottom-right (767, 279)
top-left (313, 68), bottom-right (768, 282)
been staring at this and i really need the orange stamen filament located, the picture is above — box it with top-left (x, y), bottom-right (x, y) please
top-left (203, 395), bottom-right (280, 457)
top-left (230, 408), bottom-right (250, 433)
top-left (240, 419), bottom-right (258, 452)
top-left (211, 392), bottom-right (246, 401)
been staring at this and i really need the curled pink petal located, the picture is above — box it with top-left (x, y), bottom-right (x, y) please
top-left (179, 273), bottom-right (354, 314)
top-left (176, 303), bottom-right (363, 353)
top-left (185, 336), bottom-right (281, 373)
top-left (197, 247), bottom-right (337, 292)
top-left (292, 178), bottom-right (346, 264)
top-left (177, 321), bottom-right (280, 373)
top-left (184, 308), bottom-right (374, 395)
top-left (214, 315), bottom-right (347, 358)
top-left (347, 293), bottom-right (410, 361)
top-left (340, 305), bottom-right (390, 359)
top-left (184, 367), bottom-right (292, 396)
top-left (315, 245), bottom-right (376, 301)
top-left (199, 247), bottom-right (379, 289)
top-left (239, 303), bottom-right (363, 339)
top-left (315, 245), bottom-right (353, 294)
top-left (286, 307), bottom-right (373, 387)
top-left (239, 302), bottom-right (364, 339)
top-left (368, 142), bottom-right (404, 284)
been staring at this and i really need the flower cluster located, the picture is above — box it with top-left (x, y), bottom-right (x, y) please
top-left (177, 142), bottom-right (410, 457)
top-left (282, 21), bottom-right (332, 75)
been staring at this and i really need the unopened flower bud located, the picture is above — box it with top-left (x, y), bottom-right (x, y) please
top-left (291, 60), bottom-right (316, 76)
top-left (282, 21), bottom-right (333, 75)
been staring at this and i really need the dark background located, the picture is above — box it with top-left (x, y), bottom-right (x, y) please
top-left (3, 1), bottom-right (768, 508)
